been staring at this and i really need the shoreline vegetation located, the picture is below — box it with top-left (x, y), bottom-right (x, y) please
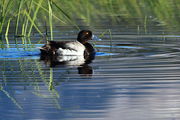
top-left (0, 0), bottom-right (179, 38)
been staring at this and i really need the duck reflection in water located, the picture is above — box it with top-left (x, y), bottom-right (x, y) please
top-left (40, 51), bottom-right (95, 76)
top-left (39, 30), bottom-right (96, 76)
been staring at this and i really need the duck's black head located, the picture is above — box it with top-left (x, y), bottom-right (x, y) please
top-left (77, 30), bottom-right (92, 44)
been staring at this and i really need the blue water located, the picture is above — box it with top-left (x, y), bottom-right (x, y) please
top-left (0, 44), bottom-right (136, 59)
top-left (0, 27), bottom-right (180, 120)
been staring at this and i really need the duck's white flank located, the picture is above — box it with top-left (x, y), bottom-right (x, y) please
top-left (57, 41), bottom-right (85, 55)
top-left (57, 55), bottom-right (85, 66)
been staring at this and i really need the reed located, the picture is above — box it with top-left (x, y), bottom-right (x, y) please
top-left (108, 29), bottom-right (112, 49)
top-left (0, 0), bottom-right (179, 41)
top-left (27, 0), bottom-right (43, 37)
top-left (5, 18), bottom-right (11, 47)
top-left (15, 0), bottom-right (23, 36)
top-left (48, 0), bottom-right (53, 40)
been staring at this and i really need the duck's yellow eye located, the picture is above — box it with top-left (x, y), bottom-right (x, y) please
top-left (85, 32), bottom-right (89, 35)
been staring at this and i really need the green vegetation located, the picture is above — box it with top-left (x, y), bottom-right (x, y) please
top-left (0, 0), bottom-right (179, 111)
top-left (0, 0), bottom-right (179, 38)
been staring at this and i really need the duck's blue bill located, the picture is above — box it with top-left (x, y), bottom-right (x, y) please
top-left (92, 35), bottom-right (102, 41)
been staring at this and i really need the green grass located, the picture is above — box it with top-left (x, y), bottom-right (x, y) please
top-left (0, 0), bottom-right (179, 39)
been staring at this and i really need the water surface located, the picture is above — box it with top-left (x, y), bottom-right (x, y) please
top-left (0, 25), bottom-right (180, 120)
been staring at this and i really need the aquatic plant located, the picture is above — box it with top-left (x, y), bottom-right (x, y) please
top-left (0, 0), bottom-right (179, 38)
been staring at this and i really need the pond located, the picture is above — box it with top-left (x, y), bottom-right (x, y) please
top-left (0, 24), bottom-right (180, 120)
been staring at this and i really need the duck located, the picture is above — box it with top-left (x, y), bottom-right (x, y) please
top-left (39, 30), bottom-right (95, 57)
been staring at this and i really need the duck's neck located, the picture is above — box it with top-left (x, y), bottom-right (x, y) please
top-left (77, 39), bottom-right (87, 44)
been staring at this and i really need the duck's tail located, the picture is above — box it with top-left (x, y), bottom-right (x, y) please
top-left (38, 41), bottom-right (56, 55)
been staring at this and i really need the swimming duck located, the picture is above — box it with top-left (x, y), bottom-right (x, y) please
top-left (39, 30), bottom-right (95, 57)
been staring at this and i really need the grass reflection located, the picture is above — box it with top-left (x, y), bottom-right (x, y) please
top-left (0, 59), bottom-right (61, 110)
top-left (1, 87), bottom-right (23, 109)
top-left (0, 61), bottom-right (23, 109)
top-left (34, 60), bottom-right (61, 109)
